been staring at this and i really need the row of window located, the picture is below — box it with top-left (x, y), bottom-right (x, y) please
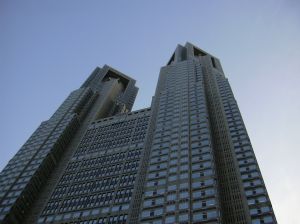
top-left (141, 209), bottom-right (218, 223)
top-left (39, 212), bottom-right (128, 224)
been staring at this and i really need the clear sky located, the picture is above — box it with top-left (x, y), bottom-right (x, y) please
top-left (0, 0), bottom-right (299, 223)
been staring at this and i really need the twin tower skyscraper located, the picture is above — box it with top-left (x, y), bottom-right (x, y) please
top-left (0, 43), bottom-right (276, 224)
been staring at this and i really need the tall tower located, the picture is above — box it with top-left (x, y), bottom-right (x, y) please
top-left (0, 43), bottom-right (277, 224)
top-left (138, 43), bottom-right (276, 224)
top-left (0, 65), bottom-right (138, 224)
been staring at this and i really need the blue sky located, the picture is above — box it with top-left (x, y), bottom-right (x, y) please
top-left (0, 0), bottom-right (299, 222)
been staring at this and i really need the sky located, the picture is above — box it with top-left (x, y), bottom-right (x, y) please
top-left (0, 0), bottom-right (299, 223)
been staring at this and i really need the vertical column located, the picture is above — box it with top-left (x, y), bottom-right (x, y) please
top-left (201, 56), bottom-right (252, 223)
top-left (215, 73), bottom-right (277, 224)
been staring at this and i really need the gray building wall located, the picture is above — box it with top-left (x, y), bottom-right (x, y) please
top-left (0, 43), bottom-right (277, 224)
top-left (138, 43), bottom-right (276, 224)
top-left (139, 47), bottom-right (221, 224)
top-left (37, 108), bottom-right (151, 224)
top-left (0, 65), bottom-right (139, 224)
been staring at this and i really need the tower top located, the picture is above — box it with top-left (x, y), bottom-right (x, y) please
top-left (167, 42), bottom-right (220, 65)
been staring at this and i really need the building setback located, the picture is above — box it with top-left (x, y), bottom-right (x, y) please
top-left (0, 43), bottom-right (276, 224)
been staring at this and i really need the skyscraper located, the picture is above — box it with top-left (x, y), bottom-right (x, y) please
top-left (0, 43), bottom-right (277, 224)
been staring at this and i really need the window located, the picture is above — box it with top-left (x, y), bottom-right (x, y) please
top-left (169, 175), bottom-right (177, 182)
top-left (82, 210), bottom-right (90, 217)
top-left (179, 213), bottom-right (189, 222)
top-left (179, 202), bottom-right (189, 210)
top-left (179, 191), bottom-right (189, 199)
top-left (165, 215), bottom-right (176, 223)
top-left (193, 201), bottom-right (202, 209)
top-left (167, 194), bottom-right (177, 201)
top-left (180, 172), bottom-right (188, 179)
top-left (155, 208), bottom-right (163, 216)
top-left (193, 212), bottom-right (203, 221)
top-left (143, 199), bottom-right (152, 207)
top-left (166, 204), bottom-right (176, 212)
top-left (208, 210), bottom-right (217, 219)
top-left (141, 210), bottom-right (151, 218)
top-left (90, 209), bottom-right (99, 215)
top-left (180, 183), bottom-right (188, 189)
top-left (168, 185), bottom-right (177, 191)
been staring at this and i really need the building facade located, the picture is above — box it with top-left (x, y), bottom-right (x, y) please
top-left (0, 43), bottom-right (276, 224)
